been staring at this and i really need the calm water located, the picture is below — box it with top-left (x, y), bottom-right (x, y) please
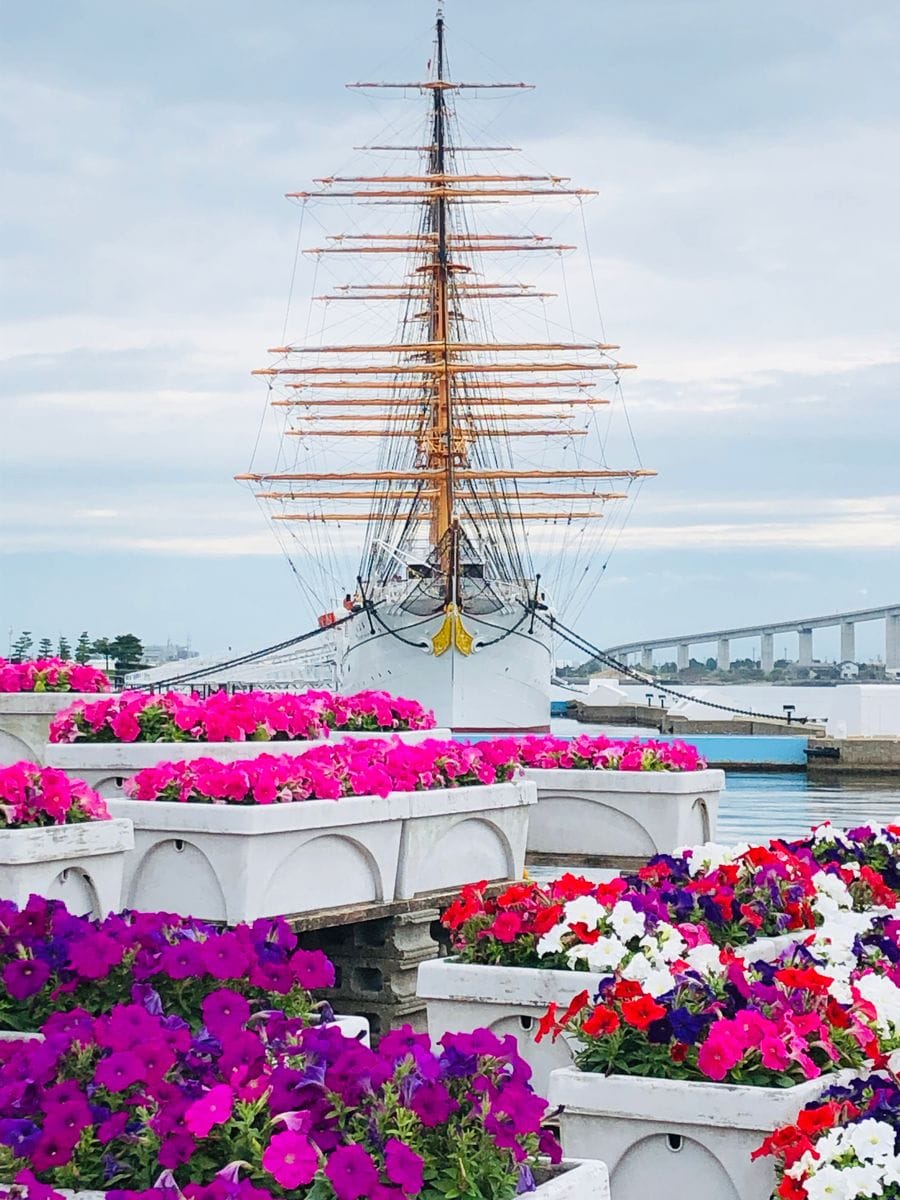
top-left (720, 771), bottom-right (900, 844)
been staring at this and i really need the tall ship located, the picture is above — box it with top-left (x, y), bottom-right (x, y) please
top-left (238, 11), bottom-right (653, 730)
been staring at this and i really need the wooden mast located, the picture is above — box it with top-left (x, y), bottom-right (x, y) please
top-left (236, 10), bottom-right (656, 587)
top-left (428, 9), bottom-right (454, 563)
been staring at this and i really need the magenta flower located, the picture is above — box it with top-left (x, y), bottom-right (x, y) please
top-left (384, 1139), bottom-right (424, 1194)
top-left (158, 1130), bottom-right (198, 1168)
top-left (185, 1084), bottom-right (234, 1137)
top-left (67, 931), bottom-right (124, 979)
top-left (94, 1051), bottom-right (145, 1093)
top-left (760, 1035), bottom-right (791, 1070)
top-left (30, 1128), bottom-right (79, 1171)
top-left (325, 1145), bottom-right (380, 1200)
top-left (202, 988), bottom-right (252, 1037)
top-left (290, 949), bottom-right (336, 990)
top-left (408, 1081), bottom-right (459, 1127)
top-left (201, 934), bottom-right (250, 981)
top-left (3, 958), bottom-right (50, 1000)
top-left (261, 1129), bottom-right (318, 1188)
top-left (696, 1028), bottom-right (745, 1082)
top-left (97, 1112), bottom-right (129, 1144)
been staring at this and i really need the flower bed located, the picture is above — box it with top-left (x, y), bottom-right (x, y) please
top-left (0, 763), bottom-right (110, 828)
top-left (0, 895), bottom-right (334, 1033)
top-left (100, 740), bottom-right (533, 921)
top-left (45, 691), bottom-right (445, 798)
top-left (423, 834), bottom-right (900, 1104)
top-left (0, 661), bottom-right (112, 763)
top-left (513, 734), bottom-right (708, 772)
top-left (0, 765), bottom-right (131, 917)
top-left (425, 875), bottom-right (722, 1093)
top-left (0, 659), bottom-right (110, 695)
top-left (49, 688), bottom-right (435, 744)
top-left (0, 1010), bottom-right (562, 1199)
top-left (755, 1072), bottom-right (900, 1200)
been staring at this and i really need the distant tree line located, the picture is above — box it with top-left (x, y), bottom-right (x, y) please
top-left (7, 631), bottom-right (146, 673)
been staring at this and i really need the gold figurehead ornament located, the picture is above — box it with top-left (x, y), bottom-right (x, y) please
top-left (431, 602), bottom-right (474, 656)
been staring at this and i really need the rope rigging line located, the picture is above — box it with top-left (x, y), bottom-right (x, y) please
top-left (529, 610), bottom-right (811, 725)
top-left (143, 610), bottom-right (364, 689)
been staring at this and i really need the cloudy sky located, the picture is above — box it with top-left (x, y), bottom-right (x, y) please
top-left (3, 0), bottom-right (899, 662)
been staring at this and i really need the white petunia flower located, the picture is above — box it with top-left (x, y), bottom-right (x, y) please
top-left (803, 1163), bottom-right (853, 1200)
top-left (536, 922), bottom-right (567, 957)
top-left (622, 952), bottom-right (652, 982)
top-left (642, 967), bottom-right (676, 998)
top-left (582, 935), bottom-right (627, 973)
top-left (684, 942), bottom-right (724, 977)
top-left (847, 1118), bottom-right (896, 1162)
top-left (562, 895), bottom-right (607, 929)
top-left (609, 900), bottom-right (646, 941)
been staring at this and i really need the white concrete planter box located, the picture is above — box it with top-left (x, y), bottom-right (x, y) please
top-left (418, 956), bottom-right (599, 1097)
top-left (393, 778), bottom-right (536, 899)
top-left (105, 780), bottom-right (532, 924)
top-left (0, 819), bottom-right (133, 918)
top-left (523, 767), bottom-right (724, 863)
top-left (0, 693), bottom-right (113, 764)
top-left (45, 729), bottom-right (450, 798)
top-left (0, 1160), bottom-right (609, 1200)
top-left (549, 1068), bottom-right (848, 1200)
top-left (532, 1162), bottom-right (611, 1200)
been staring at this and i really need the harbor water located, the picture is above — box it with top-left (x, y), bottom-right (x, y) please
top-left (719, 771), bottom-right (900, 845)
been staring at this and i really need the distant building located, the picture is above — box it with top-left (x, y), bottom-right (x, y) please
top-left (142, 643), bottom-right (198, 667)
top-left (840, 661), bottom-right (860, 680)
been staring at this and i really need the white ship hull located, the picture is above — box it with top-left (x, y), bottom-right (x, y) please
top-left (340, 586), bottom-right (552, 731)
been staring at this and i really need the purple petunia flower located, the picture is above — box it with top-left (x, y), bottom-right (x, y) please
top-left (131, 983), bottom-right (164, 1016)
top-left (2, 958), bottom-right (51, 1000)
top-left (516, 1165), bottom-right (536, 1195)
top-left (325, 1145), bottom-right (380, 1200)
top-left (384, 1139), bottom-right (424, 1195)
top-left (290, 948), bottom-right (336, 990)
top-left (0, 1117), bottom-right (41, 1156)
top-left (66, 932), bottom-right (124, 980)
top-left (201, 989), bottom-right (251, 1038)
top-left (407, 1081), bottom-right (459, 1127)
top-left (94, 1051), bottom-right (146, 1093)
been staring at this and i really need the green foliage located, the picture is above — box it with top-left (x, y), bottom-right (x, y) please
top-left (37, 637), bottom-right (53, 657)
top-left (75, 631), bottom-right (93, 663)
top-left (91, 637), bottom-right (113, 669)
top-left (110, 633), bottom-right (145, 672)
top-left (9, 631), bottom-right (32, 661)
top-left (57, 635), bottom-right (72, 660)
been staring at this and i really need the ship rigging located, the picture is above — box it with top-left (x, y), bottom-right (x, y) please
top-left (237, 10), bottom-right (654, 728)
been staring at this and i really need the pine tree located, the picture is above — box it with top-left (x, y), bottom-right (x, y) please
top-left (75, 632), bottom-right (92, 664)
top-left (92, 638), bottom-right (112, 671)
top-left (37, 637), bottom-right (53, 658)
top-left (10, 631), bottom-right (32, 662)
top-left (110, 634), bottom-right (145, 673)
top-left (57, 636), bottom-right (72, 661)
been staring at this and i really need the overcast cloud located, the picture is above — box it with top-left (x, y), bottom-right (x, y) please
top-left (2, 0), bottom-right (899, 658)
